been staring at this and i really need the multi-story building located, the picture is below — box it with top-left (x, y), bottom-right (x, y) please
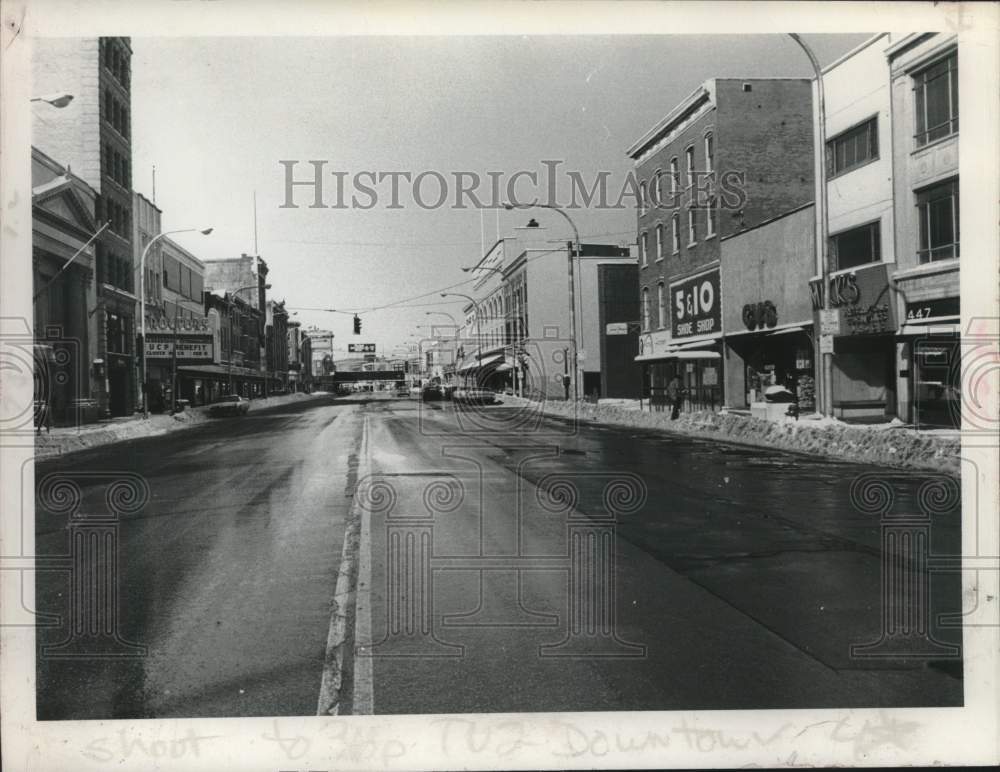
top-left (265, 299), bottom-right (290, 393)
top-left (31, 147), bottom-right (101, 426)
top-left (887, 33), bottom-right (960, 428)
top-left (805, 34), bottom-right (900, 422)
top-left (628, 78), bottom-right (815, 412)
top-left (305, 328), bottom-right (336, 377)
top-left (203, 253), bottom-right (270, 397)
top-left (32, 36), bottom-right (136, 416)
top-left (459, 230), bottom-right (635, 400)
top-left (287, 319), bottom-right (304, 391)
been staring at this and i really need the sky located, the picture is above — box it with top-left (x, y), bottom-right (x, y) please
top-left (131, 34), bottom-right (869, 356)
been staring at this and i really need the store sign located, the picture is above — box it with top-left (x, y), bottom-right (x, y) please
top-left (671, 269), bottom-right (721, 339)
top-left (144, 314), bottom-right (211, 334)
top-left (810, 265), bottom-right (895, 336)
top-left (606, 322), bottom-right (629, 336)
top-left (741, 300), bottom-right (778, 331)
top-left (145, 335), bottom-right (214, 360)
top-left (349, 343), bottom-right (377, 353)
top-left (905, 296), bottom-right (960, 321)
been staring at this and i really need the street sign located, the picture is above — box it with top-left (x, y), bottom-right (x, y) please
top-left (605, 322), bottom-right (628, 336)
top-left (348, 343), bottom-right (376, 353)
top-left (819, 334), bottom-right (834, 355)
top-left (819, 309), bottom-right (840, 336)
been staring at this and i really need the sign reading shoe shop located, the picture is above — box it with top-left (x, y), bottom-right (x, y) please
top-left (808, 263), bottom-right (896, 335)
top-left (670, 267), bottom-right (721, 339)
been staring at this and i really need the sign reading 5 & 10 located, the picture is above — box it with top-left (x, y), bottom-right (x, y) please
top-left (671, 269), bottom-right (721, 339)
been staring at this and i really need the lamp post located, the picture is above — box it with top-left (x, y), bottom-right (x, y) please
top-left (789, 33), bottom-right (832, 417)
top-left (226, 282), bottom-right (269, 396)
top-left (30, 92), bottom-right (74, 108)
top-left (504, 201), bottom-right (581, 401)
top-left (139, 227), bottom-right (212, 417)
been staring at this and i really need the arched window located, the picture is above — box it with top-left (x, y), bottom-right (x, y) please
top-left (655, 224), bottom-right (663, 261)
top-left (669, 157), bottom-right (679, 196)
top-left (657, 282), bottom-right (666, 329)
top-left (641, 287), bottom-right (651, 331)
top-left (704, 132), bottom-right (714, 174)
top-left (685, 145), bottom-right (695, 188)
top-left (639, 181), bottom-right (647, 215)
top-left (671, 214), bottom-right (680, 253)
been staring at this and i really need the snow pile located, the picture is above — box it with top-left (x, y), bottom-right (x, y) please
top-left (35, 391), bottom-right (333, 459)
top-left (510, 397), bottom-right (960, 473)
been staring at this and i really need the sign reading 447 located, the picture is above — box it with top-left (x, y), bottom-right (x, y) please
top-left (670, 268), bottom-right (721, 339)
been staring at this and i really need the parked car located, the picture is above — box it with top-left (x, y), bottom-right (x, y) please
top-left (453, 387), bottom-right (496, 405)
top-left (422, 384), bottom-right (444, 401)
top-left (209, 395), bottom-right (250, 417)
top-left (395, 385), bottom-right (410, 397)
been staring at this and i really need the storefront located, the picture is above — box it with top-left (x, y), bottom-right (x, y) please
top-left (637, 267), bottom-right (725, 413)
top-left (718, 203), bottom-right (818, 412)
top-left (811, 262), bottom-right (898, 421)
top-left (897, 295), bottom-right (960, 429)
top-left (143, 312), bottom-right (214, 411)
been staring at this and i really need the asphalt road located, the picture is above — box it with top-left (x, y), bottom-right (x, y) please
top-left (34, 393), bottom-right (963, 720)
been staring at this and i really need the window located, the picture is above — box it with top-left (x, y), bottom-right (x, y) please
top-left (655, 224), bottom-right (663, 261)
top-left (917, 179), bottom-right (959, 262)
top-left (687, 207), bottom-right (697, 245)
top-left (641, 232), bottom-right (649, 266)
top-left (914, 52), bottom-right (958, 147)
top-left (641, 287), bottom-right (651, 331)
top-left (657, 283), bottom-right (666, 329)
top-left (685, 146), bottom-right (695, 188)
top-left (827, 117), bottom-right (878, 176)
top-left (669, 157), bottom-right (679, 197)
top-left (639, 181), bottom-right (647, 215)
top-left (831, 221), bottom-right (881, 270)
top-left (163, 268), bottom-right (169, 289)
top-left (706, 196), bottom-right (717, 237)
top-left (671, 215), bottom-right (680, 253)
top-left (704, 132), bottom-right (714, 174)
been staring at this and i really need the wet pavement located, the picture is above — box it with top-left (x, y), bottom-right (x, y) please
top-left (34, 393), bottom-right (963, 719)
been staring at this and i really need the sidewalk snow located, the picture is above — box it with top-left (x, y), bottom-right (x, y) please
top-left (500, 396), bottom-right (960, 474)
top-left (34, 391), bottom-right (331, 459)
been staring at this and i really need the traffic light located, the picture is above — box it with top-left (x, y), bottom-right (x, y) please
top-left (353, 315), bottom-right (361, 335)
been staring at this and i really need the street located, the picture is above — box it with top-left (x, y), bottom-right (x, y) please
top-left (35, 393), bottom-right (962, 719)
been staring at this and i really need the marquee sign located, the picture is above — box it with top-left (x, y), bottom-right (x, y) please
top-left (670, 268), bottom-right (721, 339)
top-left (145, 335), bottom-right (214, 361)
top-left (144, 314), bottom-right (212, 335)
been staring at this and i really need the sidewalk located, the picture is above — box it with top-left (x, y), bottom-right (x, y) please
top-left (34, 391), bottom-right (331, 459)
top-left (497, 394), bottom-right (961, 474)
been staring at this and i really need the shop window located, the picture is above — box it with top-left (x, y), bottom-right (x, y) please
top-left (914, 51), bottom-right (958, 147)
top-left (831, 221), bottom-right (881, 270)
top-left (826, 116), bottom-right (878, 177)
top-left (917, 179), bottom-right (959, 262)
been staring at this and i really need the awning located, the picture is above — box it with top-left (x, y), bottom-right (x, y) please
top-left (898, 323), bottom-right (960, 336)
top-left (456, 353), bottom-right (503, 373)
top-left (768, 325), bottom-right (809, 337)
top-left (178, 364), bottom-right (265, 378)
top-left (668, 350), bottom-right (721, 360)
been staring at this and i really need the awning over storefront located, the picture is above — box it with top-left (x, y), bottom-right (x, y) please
top-left (767, 325), bottom-right (810, 337)
top-left (668, 350), bottom-right (721, 360)
top-left (898, 322), bottom-right (960, 336)
top-left (177, 364), bottom-right (265, 378)
top-left (457, 353), bottom-right (503, 372)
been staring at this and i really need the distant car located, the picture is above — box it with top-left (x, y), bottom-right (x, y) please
top-left (409, 384), bottom-right (423, 398)
top-left (395, 385), bottom-right (409, 397)
top-left (454, 387), bottom-right (496, 405)
top-left (209, 395), bottom-right (249, 417)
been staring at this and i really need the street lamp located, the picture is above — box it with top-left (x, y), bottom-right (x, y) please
top-left (139, 227), bottom-right (213, 417)
top-left (441, 291), bottom-right (483, 361)
top-left (503, 201), bottom-right (581, 401)
top-left (30, 92), bottom-right (74, 108)
top-left (227, 282), bottom-right (270, 395)
top-left (789, 33), bottom-right (833, 417)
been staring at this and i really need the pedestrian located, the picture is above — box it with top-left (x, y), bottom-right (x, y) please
top-left (667, 374), bottom-right (682, 420)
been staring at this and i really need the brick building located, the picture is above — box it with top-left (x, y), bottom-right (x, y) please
top-left (32, 36), bottom-right (136, 416)
top-left (628, 78), bottom-right (815, 411)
